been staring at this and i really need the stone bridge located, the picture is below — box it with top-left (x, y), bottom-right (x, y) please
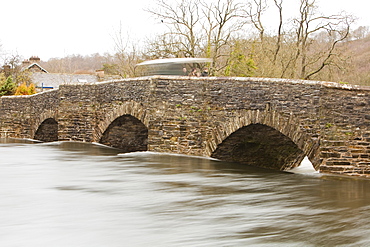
top-left (1, 76), bottom-right (370, 178)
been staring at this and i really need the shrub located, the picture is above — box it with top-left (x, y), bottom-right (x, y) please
top-left (14, 82), bottom-right (36, 95)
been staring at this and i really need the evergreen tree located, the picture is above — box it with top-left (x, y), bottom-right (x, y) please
top-left (0, 74), bottom-right (16, 96)
top-left (225, 41), bottom-right (257, 77)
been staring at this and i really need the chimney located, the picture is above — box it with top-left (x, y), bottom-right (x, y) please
top-left (96, 69), bottom-right (105, 79)
top-left (2, 65), bottom-right (11, 76)
top-left (29, 56), bottom-right (41, 64)
top-left (22, 60), bottom-right (31, 67)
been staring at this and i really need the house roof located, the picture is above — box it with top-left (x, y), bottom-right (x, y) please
top-left (25, 63), bottom-right (49, 73)
top-left (32, 72), bottom-right (98, 89)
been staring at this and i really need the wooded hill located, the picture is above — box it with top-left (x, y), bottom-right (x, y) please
top-left (342, 35), bottom-right (370, 85)
top-left (38, 33), bottom-right (370, 86)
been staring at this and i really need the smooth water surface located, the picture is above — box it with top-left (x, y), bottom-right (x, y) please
top-left (1, 140), bottom-right (370, 246)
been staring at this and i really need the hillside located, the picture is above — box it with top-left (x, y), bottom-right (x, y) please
top-left (35, 34), bottom-right (370, 86)
top-left (342, 35), bottom-right (370, 85)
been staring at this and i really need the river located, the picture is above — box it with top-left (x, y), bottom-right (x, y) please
top-left (1, 139), bottom-right (370, 246)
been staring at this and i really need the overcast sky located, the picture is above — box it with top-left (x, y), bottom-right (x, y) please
top-left (0, 0), bottom-right (368, 61)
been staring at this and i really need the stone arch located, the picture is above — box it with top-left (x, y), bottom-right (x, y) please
top-left (33, 110), bottom-right (58, 142)
top-left (207, 109), bottom-right (320, 171)
top-left (95, 102), bottom-right (149, 152)
top-left (99, 115), bottom-right (148, 152)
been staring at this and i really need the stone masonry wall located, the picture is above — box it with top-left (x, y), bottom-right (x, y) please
top-left (318, 86), bottom-right (370, 176)
top-left (0, 89), bottom-right (59, 139)
top-left (1, 76), bottom-right (370, 178)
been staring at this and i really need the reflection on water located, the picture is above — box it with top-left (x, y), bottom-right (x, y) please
top-left (1, 139), bottom-right (370, 247)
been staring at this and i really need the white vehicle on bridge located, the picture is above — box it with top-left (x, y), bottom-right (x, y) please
top-left (135, 57), bottom-right (212, 76)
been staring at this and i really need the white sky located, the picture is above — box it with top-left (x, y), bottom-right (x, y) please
top-left (0, 0), bottom-right (368, 61)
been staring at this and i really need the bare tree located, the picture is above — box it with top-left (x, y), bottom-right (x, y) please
top-left (303, 15), bottom-right (353, 79)
top-left (351, 26), bottom-right (370, 40)
top-left (243, 0), bottom-right (267, 42)
top-left (143, 0), bottom-right (357, 80)
top-left (272, 0), bottom-right (283, 63)
top-left (240, 0), bottom-right (283, 73)
top-left (146, 0), bottom-right (202, 58)
top-left (291, 0), bottom-right (354, 79)
top-left (111, 23), bottom-right (142, 78)
top-left (243, 0), bottom-right (354, 80)
top-left (146, 0), bottom-right (245, 75)
top-left (201, 0), bottom-right (245, 74)
top-left (2, 54), bottom-right (23, 78)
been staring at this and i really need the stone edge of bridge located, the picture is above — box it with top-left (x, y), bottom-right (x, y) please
top-left (1, 76), bottom-right (369, 100)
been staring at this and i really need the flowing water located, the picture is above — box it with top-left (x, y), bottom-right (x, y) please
top-left (1, 139), bottom-right (370, 247)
